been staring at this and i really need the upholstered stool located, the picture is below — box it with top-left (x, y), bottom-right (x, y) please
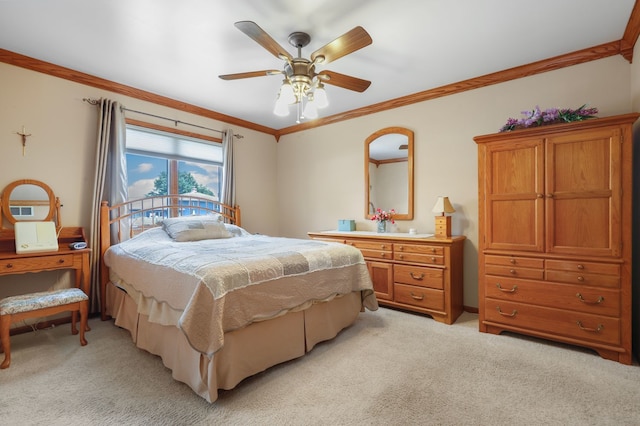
top-left (0, 288), bottom-right (89, 369)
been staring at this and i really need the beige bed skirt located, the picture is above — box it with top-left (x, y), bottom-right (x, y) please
top-left (105, 283), bottom-right (363, 402)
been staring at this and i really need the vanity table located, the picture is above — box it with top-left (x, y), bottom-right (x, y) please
top-left (0, 179), bottom-right (90, 315)
top-left (0, 227), bottom-right (90, 297)
top-left (308, 230), bottom-right (465, 324)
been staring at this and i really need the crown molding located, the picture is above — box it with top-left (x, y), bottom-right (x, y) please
top-left (2, 6), bottom-right (638, 140)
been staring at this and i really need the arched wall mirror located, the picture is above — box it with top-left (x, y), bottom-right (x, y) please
top-left (0, 179), bottom-right (60, 228)
top-left (365, 127), bottom-right (414, 220)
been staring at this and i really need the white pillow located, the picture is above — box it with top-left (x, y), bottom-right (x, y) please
top-left (224, 224), bottom-right (251, 237)
top-left (161, 215), bottom-right (232, 242)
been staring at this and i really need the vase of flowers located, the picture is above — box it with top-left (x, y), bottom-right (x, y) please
top-left (371, 208), bottom-right (395, 233)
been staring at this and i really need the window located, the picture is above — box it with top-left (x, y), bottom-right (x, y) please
top-left (126, 125), bottom-right (223, 201)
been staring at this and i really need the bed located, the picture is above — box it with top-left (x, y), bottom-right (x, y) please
top-left (99, 195), bottom-right (377, 402)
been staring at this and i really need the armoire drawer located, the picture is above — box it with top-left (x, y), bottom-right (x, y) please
top-left (484, 264), bottom-right (544, 280)
top-left (545, 260), bottom-right (620, 276)
top-left (395, 264), bottom-right (443, 289)
top-left (545, 270), bottom-right (620, 289)
top-left (484, 299), bottom-right (621, 346)
top-left (483, 275), bottom-right (621, 317)
top-left (485, 255), bottom-right (544, 269)
top-left (394, 283), bottom-right (444, 311)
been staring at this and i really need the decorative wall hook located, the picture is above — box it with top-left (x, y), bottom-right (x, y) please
top-left (16, 125), bottom-right (31, 156)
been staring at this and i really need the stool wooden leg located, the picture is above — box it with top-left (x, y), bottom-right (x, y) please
top-left (71, 311), bottom-right (79, 335)
top-left (79, 301), bottom-right (88, 346)
top-left (0, 314), bottom-right (11, 369)
top-left (71, 310), bottom-right (91, 334)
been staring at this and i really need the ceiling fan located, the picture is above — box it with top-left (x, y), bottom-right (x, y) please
top-left (219, 21), bottom-right (373, 121)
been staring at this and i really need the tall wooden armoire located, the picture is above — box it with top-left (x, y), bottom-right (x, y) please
top-left (474, 113), bottom-right (638, 364)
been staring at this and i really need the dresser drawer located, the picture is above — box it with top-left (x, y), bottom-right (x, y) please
top-left (346, 240), bottom-right (392, 260)
top-left (395, 244), bottom-right (443, 256)
top-left (485, 255), bottom-right (544, 269)
top-left (394, 244), bottom-right (444, 265)
top-left (484, 275), bottom-right (621, 317)
top-left (484, 299), bottom-right (621, 346)
top-left (395, 265), bottom-right (443, 289)
top-left (545, 271), bottom-right (620, 289)
top-left (0, 254), bottom-right (73, 274)
top-left (346, 240), bottom-right (391, 251)
top-left (394, 283), bottom-right (444, 311)
top-left (484, 264), bottom-right (544, 280)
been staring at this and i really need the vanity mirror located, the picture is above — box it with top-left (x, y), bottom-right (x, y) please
top-left (0, 179), bottom-right (60, 228)
top-left (365, 127), bottom-right (414, 220)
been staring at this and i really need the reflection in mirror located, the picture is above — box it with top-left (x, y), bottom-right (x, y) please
top-left (365, 127), bottom-right (414, 220)
top-left (1, 179), bottom-right (57, 226)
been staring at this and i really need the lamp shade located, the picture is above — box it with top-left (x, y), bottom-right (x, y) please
top-left (279, 81), bottom-right (296, 104)
top-left (314, 85), bottom-right (329, 108)
top-left (432, 196), bottom-right (455, 215)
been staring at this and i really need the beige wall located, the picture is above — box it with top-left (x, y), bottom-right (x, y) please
top-left (0, 54), bottom-right (636, 308)
top-left (0, 62), bottom-right (279, 296)
top-left (277, 55), bottom-right (633, 308)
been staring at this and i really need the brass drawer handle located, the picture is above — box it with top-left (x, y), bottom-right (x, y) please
top-left (398, 254), bottom-right (404, 260)
top-left (410, 292), bottom-right (424, 301)
top-left (431, 257), bottom-right (436, 262)
top-left (576, 321), bottom-right (603, 333)
top-left (577, 276), bottom-right (584, 282)
top-left (409, 272), bottom-right (424, 281)
top-left (397, 245), bottom-right (404, 251)
top-left (430, 248), bottom-right (436, 253)
top-left (576, 293), bottom-right (604, 305)
top-left (509, 258), bottom-right (516, 264)
top-left (509, 269), bottom-right (516, 274)
top-left (496, 283), bottom-right (517, 293)
top-left (380, 252), bottom-right (386, 258)
top-left (380, 245), bottom-right (386, 250)
top-left (496, 306), bottom-right (517, 317)
top-left (577, 264), bottom-right (584, 270)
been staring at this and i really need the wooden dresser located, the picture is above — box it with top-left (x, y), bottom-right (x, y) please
top-left (474, 113), bottom-right (638, 364)
top-left (308, 231), bottom-right (465, 324)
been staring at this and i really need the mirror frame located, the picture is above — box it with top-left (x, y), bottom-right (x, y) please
top-left (1, 179), bottom-right (57, 226)
top-left (365, 126), bottom-right (414, 220)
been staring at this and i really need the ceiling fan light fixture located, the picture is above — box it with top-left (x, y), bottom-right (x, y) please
top-left (314, 84), bottom-right (329, 108)
top-left (221, 21), bottom-right (372, 122)
top-left (273, 96), bottom-right (290, 116)
top-left (279, 81), bottom-right (296, 104)
top-left (303, 99), bottom-right (318, 119)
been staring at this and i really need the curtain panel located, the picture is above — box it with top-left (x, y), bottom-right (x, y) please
top-left (88, 99), bottom-right (128, 312)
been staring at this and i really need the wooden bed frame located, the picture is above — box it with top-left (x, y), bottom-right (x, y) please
top-left (99, 194), bottom-right (241, 321)
top-left (98, 194), bottom-right (369, 402)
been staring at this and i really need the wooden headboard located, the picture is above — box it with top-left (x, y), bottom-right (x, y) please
top-left (99, 194), bottom-right (240, 319)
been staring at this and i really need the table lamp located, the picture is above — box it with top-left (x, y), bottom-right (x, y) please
top-left (432, 196), bottom-right (455, 238)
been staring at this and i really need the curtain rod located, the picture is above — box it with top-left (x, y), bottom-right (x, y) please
top-left (83, 98), bottom-right (243, 139)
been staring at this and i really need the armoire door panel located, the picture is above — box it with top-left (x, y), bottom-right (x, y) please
top-left (546, 126), bottom-right (622, 257)
top-left (484, 139), bottom-right (544, 252)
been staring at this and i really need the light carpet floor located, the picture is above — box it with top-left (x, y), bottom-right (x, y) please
top-left (1, 308), bottom-right (639, 426)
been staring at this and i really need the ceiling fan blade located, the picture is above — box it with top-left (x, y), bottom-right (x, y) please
top-left (234, 21), bottom-right (293, 61)
top-left (311, 26), bottom-right (372, 65)
top-left (219, 70), bottom-right (282, 80)
top-left (319, 71), bottom-right (371, 92)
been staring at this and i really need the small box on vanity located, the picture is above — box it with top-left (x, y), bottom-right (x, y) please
top-left (338, 220), bottom-right (356, 231)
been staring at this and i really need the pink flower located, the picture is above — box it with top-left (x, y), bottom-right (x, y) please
top-left (370, 208), bottom-right (395, 224)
